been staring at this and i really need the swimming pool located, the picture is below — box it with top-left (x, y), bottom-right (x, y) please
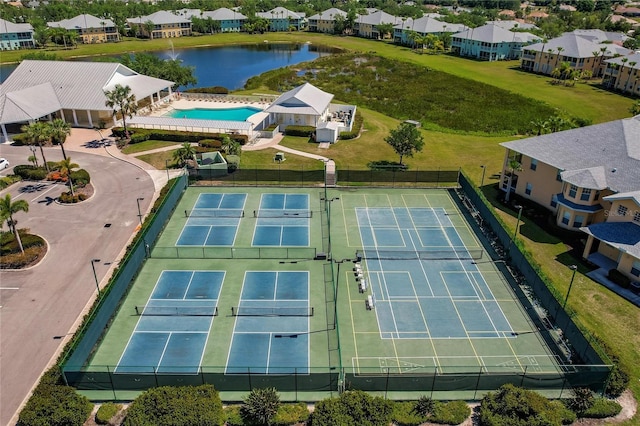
top-left (165, 107), bottom-right (262, 121)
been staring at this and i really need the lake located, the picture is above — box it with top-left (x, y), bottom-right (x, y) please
top-left (0, 43), bottom-right (335, 89)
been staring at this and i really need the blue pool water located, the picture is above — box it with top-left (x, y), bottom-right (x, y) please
top-left (166, 107), bottom-right (262, 121)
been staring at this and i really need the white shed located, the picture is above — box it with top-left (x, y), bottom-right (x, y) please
top-left (316, 121), bottom-right (341, 143)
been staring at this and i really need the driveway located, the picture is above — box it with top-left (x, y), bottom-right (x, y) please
top-left (0, 137), bottom-right (156, 425)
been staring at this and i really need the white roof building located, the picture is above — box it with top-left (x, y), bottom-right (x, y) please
top-left (0, 60), bottom-right (173, 141)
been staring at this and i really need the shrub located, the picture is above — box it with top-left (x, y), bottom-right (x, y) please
top-left (123, 385), bottom-right (224, 426)
top-left (47, 171), bottom-right (67, 182)
top-left (607, 269), bottom-right (631, 288)
top-left (567, 388), bottom-right (594, 415)
top-left (70, 169), bottom-right (90, 186)
top-left (17, 385), bottom-right (92, 426)
top-left (112, 128), bottom-right (249, 145)
top-left (368, 160), bottom-right (408, 171)
top-left (479, 384), bottom-right (576, 426)
top-left (129, 132), bottom-right (151, 144)
top-left (273, 402), bottom-right (310, 426)
top-left (59, 192), bottom-right (88, 204)
top-left (284, 125), bottom-right (315, 137)
top-left (95, 402), bottom-right (121, 425)
top-left (11, 133), bottom-right (29, 145)
top-left (241, 387), bottom-right (280, 426)
top-left (391, 401), bottom-right (426, 426)
top-left (412, 395), bottom-right (435, 417)
top-left (581, 397), bottom-right (622, 418)
top-left (431, 400), bottom-right (471, 425)
top-left (199, 139), bottom-right (223, 149)
top-left (606, 363), bottom-right (630, 397)
top-left (0, 175), bottom-right (21, 189)
top-left (224, 405), bottom-right (244, 426)
top-left (13, 165), bottom-right (47, 181)
top-left (311, 390), bottom-right (394, 426)
top-left (0, 244), bottom-right (42, 268)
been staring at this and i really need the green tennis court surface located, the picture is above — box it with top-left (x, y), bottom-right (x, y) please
top-left (87, 187), bottom-right (561, 398)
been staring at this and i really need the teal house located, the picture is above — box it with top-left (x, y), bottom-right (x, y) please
top-left (0, 18), bottom-right (35, 50)
top-left (204, 8), bottom-right (247, 32)
top-left (451, 23), bottom-right (539, 61)
top-left (258, 7), bottom-right (305, 31)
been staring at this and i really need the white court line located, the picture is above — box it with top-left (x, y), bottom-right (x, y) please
top-left (0, 287), bottom-right (19, 290)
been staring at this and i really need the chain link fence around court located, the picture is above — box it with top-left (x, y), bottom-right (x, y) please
top-left (190, 166), bottom-right (460, 188)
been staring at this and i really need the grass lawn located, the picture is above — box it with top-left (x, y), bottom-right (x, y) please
top-left (121, 140), bottom-right (180, 155)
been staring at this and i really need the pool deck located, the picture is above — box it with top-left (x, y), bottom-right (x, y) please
top-left (150, 98), bottom-right (272, 117)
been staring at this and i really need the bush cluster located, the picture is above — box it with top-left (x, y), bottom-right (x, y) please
top-left (59, 192), bottom-right (88, 204)
top-left (112, 128), bottom-right (248, 145)
top-left (70, 169), bottom-right (90, 186)
top-left (0, 174), bottom-right (22, 189)
top-left (581, 397), bottom-right (622, 418)
top-left (339, 111), bottom-right (363, 140)
top-left (95, 402), bottom-right (121, 424)
top-left (13, 165), bottom-right (47, 181)
top-left (392, 399), bottom-right (470, 425)
top-left (284, 125), bottom-right (315, 137)
top-left (606, 362), bottom-right (630, 397)
top-left (311, 390), bottom-right (394, 426)
top-left (11, 133), bottom-right (29, 145)
top-left (199, 139), bottom-right (223, 149)
top-left (17, 384), bottom-right (92, 426)
top-left (123, 385), bottom-right (223, 426)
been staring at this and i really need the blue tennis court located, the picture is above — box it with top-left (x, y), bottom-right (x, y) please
top-left (252, 194), bottom-right (310, 246)
top-left (177, 193), bottom-right (246, 246)
top-left (115, 270), bottom-right (224, 374)
top-left (356, 207), bottom-right (514, 339)
top-left (226, 271), bottom-right (310, 374)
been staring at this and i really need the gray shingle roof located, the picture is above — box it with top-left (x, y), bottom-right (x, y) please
top-left (204, 8), bottom-right (247, 20)
top-left (356, 10), bottom-right (398, 26)
top-left (570, 29), bottom-right (629, 43)
top-left (501, 115), bottom-right (640, 193)
top-left (561, 167), bottom-right (608, 190)
top-left (266, 83), bottom-right (333, 116)
top-left (487, 20), bottom-right (538, 30)
top-left (604, 190), bottom-right (640, 206)
top-left (48, 14), bottom-right (115, 30)
top-left (0, 60), bottom-right (173, 124)
top-left (0, 18), bottom-right (33, 33)
top-left (257, 7), bottom-right (304, 20)
top-left (605, 52), bottom-right (640, 69)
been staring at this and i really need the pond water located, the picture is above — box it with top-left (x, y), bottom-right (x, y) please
top-left (0, 43), bottom-right (335, 89)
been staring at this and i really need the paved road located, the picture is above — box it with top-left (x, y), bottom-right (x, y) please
top-left (0, 143), bottom-right (155, 426)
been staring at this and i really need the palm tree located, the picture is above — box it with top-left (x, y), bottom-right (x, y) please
top-left (172, 142), bottom-right (196, 166)
top-left (59, 157), bottom-right (79, 196)
top-left (143, 20), bottom-right (155, 39)
top-left (21, 122), bottom-right (50, 173)
top-left (48, 119), bottom-right (71, 160)
top-left (221, 136), bottom-right (241, 156)
top-left (0, 194), bottom-right (29, 254)
top-left (104, 84), bottom-right (138, 140)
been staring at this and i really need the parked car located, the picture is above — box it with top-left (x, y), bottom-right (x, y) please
top-left (0, 158), bottom-right (9, 169)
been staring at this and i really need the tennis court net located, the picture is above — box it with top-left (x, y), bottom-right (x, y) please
top-left (135, 305), bottom-right (219, 316)
top-left (253, 210), bottom-right (313, 218)
top-left (356, 248), bottom-right (483, 261)
top-left (185, 209), bottom-right (244, 218)
top-left (231, 306), bottom-right (314, 317)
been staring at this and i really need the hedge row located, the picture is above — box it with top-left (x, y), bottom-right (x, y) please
top-left (112, 128), bottom-right (248, 145)
top-left (392, 400), bottom-right (471, 426)
top-left (284, 125), bottom-right (315, 137)
top-left (184, 86), bottom-right (229, 94)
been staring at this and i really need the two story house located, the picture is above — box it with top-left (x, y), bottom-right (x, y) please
top-left (47, 14), bottom-right (119, 44)
top-left (127, 11), bottom-right (192, 39)
top-left (0, 18), bottom-right (35, 50)
top-left (257, 7), bottom-right (305, 31)
top-left (499, 115), bottom-right (640, 283)
top-left (451, 23), bottom-right (539, 61)
top-left (602, 53), bottom-right (640, 96)
top-left (307, 8), bottom-right (347, 33)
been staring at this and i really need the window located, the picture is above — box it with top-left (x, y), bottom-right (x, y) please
top-left (631, 260), bottom-right (640, 277)
top-left (525, 183), bottom-right (533, 195)
top-left (530, 158), bottom-right (538, 171)
top-left (573, 215), bottom-right (584, 228)
top-left (581, 188), bottom-right (592, 201)
top-left (569, 185), bottom-right (578, 198)
top-left (634, 211), bottom-right (640, 223)
top-left (562, 211), bottom-right (571, 225)
top-left (551, 195), bottom-right (558, 208)
top-left (617, 205), bottom-right (628, 216)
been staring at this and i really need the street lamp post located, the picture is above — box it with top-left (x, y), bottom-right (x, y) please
top-left (480, 165), bottom-right (486, 188)
top-left (136, 197), bottom-right (144, 227)
top-left (507, 205), bottom-right (523, 254)
top-left (91, 258), bottom-right (101, 296)
top-left (563, 265), bottom-right (578, 308)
